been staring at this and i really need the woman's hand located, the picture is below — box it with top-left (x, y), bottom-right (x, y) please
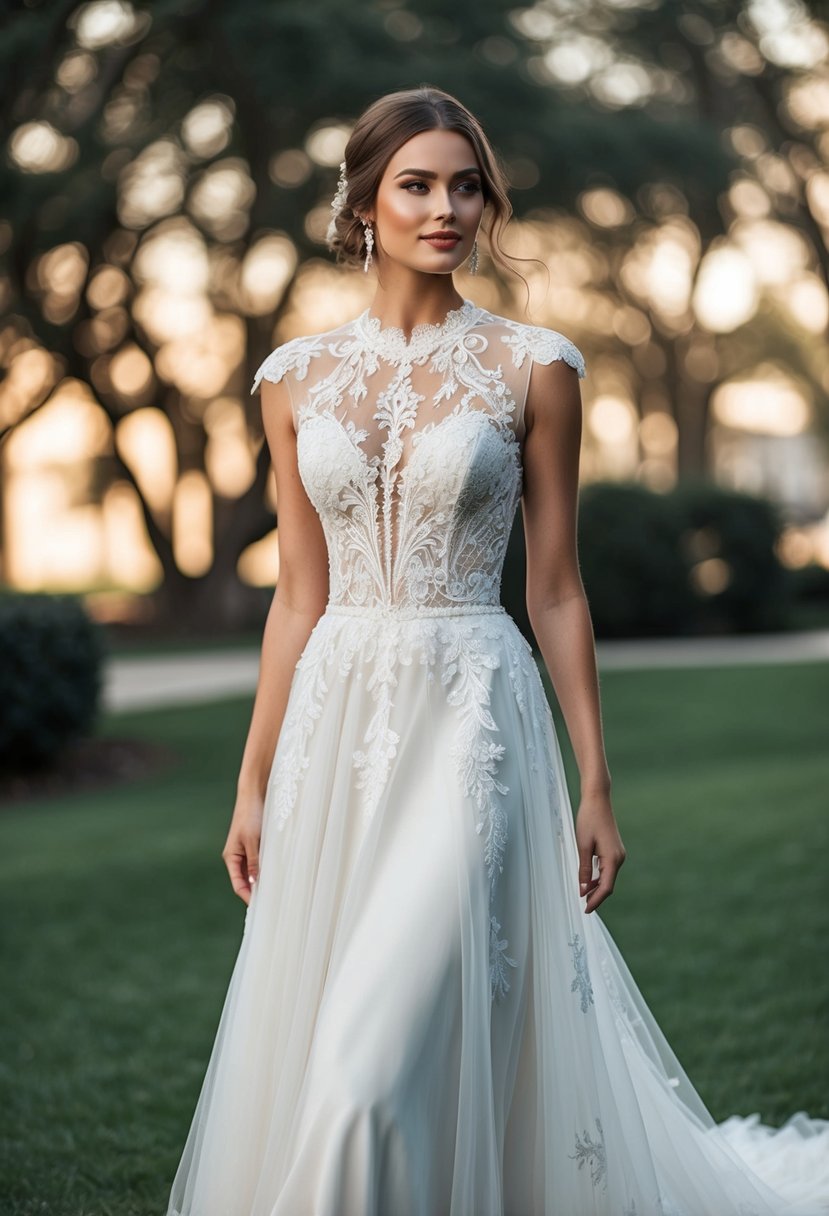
top-left (221, 794), bottom-right (265, 906)
top-left (575, 789), bottom-right (626, 915)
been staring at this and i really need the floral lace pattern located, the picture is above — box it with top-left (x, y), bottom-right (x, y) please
top-left (253, 300), bottom-right (586, 1003)
top-left (250, 298), bottom-right (585, 617)
top-left (568, 932), bottom-right (595, 1013)
top-left (569, 1116), bottom-right (608, 1189)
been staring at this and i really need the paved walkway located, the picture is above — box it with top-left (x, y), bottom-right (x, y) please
top-left (103, 629), bottom-right (829, 713)
top-left (595, 628), bottom-right (829, 670)
top-left (104, 651), bottom-right (262, 713)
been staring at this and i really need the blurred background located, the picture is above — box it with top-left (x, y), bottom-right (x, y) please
top-left (2, 0), bottom-right (829, 639)
top-left (1, 3), bottom-right (828, 1213)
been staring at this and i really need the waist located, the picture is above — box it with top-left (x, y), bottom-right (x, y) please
top-left (323, 601), bottom-right (506, 620)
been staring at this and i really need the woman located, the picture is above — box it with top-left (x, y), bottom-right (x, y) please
top-left (165, 86), bottom-right (829, 1215)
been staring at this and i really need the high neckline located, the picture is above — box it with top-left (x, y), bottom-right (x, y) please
top-left (354, 298), bottom-right (480, 362)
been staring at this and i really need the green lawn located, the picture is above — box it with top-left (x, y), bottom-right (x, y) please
top-left (1, 661), bottom-right (827, 1216)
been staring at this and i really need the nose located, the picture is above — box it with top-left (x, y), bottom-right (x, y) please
top-left (434, 190), bottom-right (455, 221)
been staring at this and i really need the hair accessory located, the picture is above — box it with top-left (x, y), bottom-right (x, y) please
top-left (363, 220), bottom-right (374, 273)
top-left (326, 159), bottom-right (349, 246)
top-left (469, 238), bottom-right (479, 276)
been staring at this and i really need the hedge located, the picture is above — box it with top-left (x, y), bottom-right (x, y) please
top-left (0, 592), bottom-right (105, 772)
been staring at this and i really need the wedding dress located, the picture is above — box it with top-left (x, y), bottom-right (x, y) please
top-left (165, 298), bottom-right (829, 1215)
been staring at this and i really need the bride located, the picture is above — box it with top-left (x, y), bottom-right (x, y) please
top-left (165, 85), bottom-right (829, 1215)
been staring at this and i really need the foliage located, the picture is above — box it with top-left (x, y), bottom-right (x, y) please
top-left (0, 0), bottom-right (752, 627)
top-left (788, 560), bottom-right (829, 606)
top-left (673, 478), bottom-right (793, 633)
top-left (503, 478), bottom-right (795, 639)
top-left (2, 1), bottom-right (826, 625)
top-left (0, 591), bottom-right (106, 772)
top-left (577, 482), bottom-right (697, 638)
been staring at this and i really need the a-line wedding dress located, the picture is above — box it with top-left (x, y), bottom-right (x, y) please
top-left (165, 298), bottom-right (829, 1215)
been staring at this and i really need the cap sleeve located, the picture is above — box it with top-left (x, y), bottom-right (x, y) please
top-left (502, 324), bottom-right (586, 445)
top-left (250, 337), bottom-right (306, 396)
top-left (520, 326), bottom-right (586, 379)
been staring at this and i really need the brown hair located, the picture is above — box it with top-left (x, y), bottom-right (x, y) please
top-left (326, 84), bottom-right (537, 299)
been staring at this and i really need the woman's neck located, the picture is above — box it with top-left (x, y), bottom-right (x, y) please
top-left (366, 277), bottom-right (466, 340)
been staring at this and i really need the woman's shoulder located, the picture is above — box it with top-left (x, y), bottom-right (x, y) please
top-left (474, 305), bottom-right (586, 380)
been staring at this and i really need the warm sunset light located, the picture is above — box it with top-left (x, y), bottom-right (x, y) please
top-left (8, 121), bottom-right (78, 173)
top-left (712, 368), bottom-right (811, 436)
top-left (237, 529), bottom-right (280, 587)
top-left (115, 408), bottom-right (177, 514)
top-left (2, 12), bottom-right (828, 618)
top-left (172, 470), bottom-right (213, 576)
top-left (204, 398), bottom-right (257, 497)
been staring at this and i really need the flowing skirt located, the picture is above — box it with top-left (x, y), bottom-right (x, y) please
top-left (166, 605), bottom-right (829, 1215)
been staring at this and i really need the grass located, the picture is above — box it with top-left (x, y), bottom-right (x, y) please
top-left (103, 629), bottom-right (263, 660)
top-left (1, 661), bottom-right (827, 1215)
top-left (548, 660), bottom-right (829, 1122)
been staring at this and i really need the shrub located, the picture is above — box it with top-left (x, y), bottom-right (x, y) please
top-left (576, 482), bottom-right (697, 638)
top-left (0, 591), bottom-right (106, 772)
top-left (785, 561), bottom-right (829, 609)
top-left (672, 479), bottom-right (793, 633)
top-left (503, 479), bottom-right (795, 641)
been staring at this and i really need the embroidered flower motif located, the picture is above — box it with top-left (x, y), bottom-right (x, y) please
top-left (569, 1117), bottom-right (607, 1189)
top-left (490, 912), bottom-right (518, 1001)
top-left (500, 325), bottom-right (586, 380)
top-left (568, 932), bottom-right (595, 1013)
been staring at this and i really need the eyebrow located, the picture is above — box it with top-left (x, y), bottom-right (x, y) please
top-left (393, 166), bottom-right (482, 179)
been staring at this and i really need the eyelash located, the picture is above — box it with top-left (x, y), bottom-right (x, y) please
top-left (403, 181), bottom-right (481, 194)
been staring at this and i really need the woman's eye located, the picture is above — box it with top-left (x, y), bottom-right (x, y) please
top-left (403, 180), bottom-right (481, 193)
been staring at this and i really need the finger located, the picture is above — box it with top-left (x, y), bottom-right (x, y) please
top-left (584, 865), bottom-right (621, 912)
top-left (584, 883), bottom-right (614, 913)
top-left (578, 847), bottom-right (595, 896)
top-left (224, 851), bottom-right (251, 906)
top-left (245, 836), bottom-right (260, 885)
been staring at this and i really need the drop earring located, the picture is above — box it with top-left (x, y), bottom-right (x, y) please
top-left (469, 238), bottom-right (479, 276)
top-left (363, 220), bottom-right (374, 273)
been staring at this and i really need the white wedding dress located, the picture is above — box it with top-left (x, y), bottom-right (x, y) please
top-left (165, 298), bottom-right (829, 1215)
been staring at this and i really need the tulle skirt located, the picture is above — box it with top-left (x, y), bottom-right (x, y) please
top-left (166, 604), bottom-right (829, 1215)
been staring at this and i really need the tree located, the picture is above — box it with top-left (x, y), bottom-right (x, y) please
top-left (2, 0), bottom-right (824, 626)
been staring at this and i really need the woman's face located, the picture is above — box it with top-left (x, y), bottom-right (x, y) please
top-left (367, 129), bottom-right (485, 275)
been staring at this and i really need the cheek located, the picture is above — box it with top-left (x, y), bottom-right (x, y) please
top-left (381, 190), bottom-right (425, 231)
top-left (459, 191), bottom-right (485, 219)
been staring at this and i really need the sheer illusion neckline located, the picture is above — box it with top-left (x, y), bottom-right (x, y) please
top-left (354, 298), bottom-right (480, 362)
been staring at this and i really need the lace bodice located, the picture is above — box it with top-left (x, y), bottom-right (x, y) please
top-left (251, 298), bottom-right (585, 614)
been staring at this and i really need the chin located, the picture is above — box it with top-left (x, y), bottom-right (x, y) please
top-left (413, 250), bottom-right (466, 271)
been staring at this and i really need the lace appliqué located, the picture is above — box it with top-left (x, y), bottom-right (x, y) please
top-left (441, 615), bottom-right (527, 1001)
top-left (489, 912), bottom-right (517, 1001)
top-left (267, 612), bottom-right (534, 1002)
top-left (499, 324), bottom-right (587, 380)
top-left (568, 932), bottom-right (595, 1013)
top-left (569, 1116), bottom-right (607, 1190)
top-left (503, 626), bottom-right (564, 841)
top-left (355, 299), bottom-right (479, 367)
top-left (267, 624), bottom-right (333, 830)
top-left (250, 333), bottom-right (328, 396)
top-left (275, 307), bottom-right (547, 615)
top-left (253, 303), bottom-right (588, 1004)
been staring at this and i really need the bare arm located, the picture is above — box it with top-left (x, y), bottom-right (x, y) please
top-left (222, 376), bottom-right (329, 905)
top-left (521, 357), bottom-right (626, 914)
